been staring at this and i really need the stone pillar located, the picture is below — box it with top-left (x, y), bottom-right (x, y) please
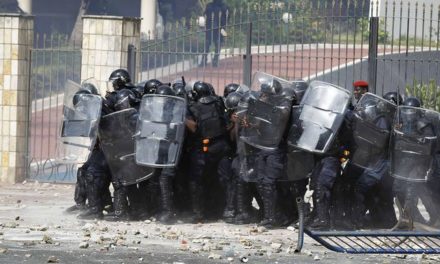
top-left (17, 0), bottom-right (32, 14)
top-left (0, 14), bottom-right (33, 183)
top-left (81, 16), bottom-right (141, 94)
top-left (140, 0), bottom-right (157, 39)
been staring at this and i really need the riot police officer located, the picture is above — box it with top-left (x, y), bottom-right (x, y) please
top-left (392, 97), bottom-right (437, 228)
top-left (247, 79), bottom-right (291, 228)
top-left (108, 68), bottom-right (143, 104)
top-left (109, 69), bottom-right (135, 91)
top-left (144, 79), bottom-right (163, 95)
top-left (155, 85), bottom-right (181, 224)
top-left (101, 88), bottom-right (143, 221)
top-left (223, 83), bottom-right (240, 98)
top-left (217, 91), bottom-right (244, 222)
top-left (186, 81), bottom-right (230, 222)
top-left (70, 83), bottom-right (113, 220)
top-left (349, 96), bottom-right (396, 228)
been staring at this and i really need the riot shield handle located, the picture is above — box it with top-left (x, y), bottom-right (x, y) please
top-left (120, 153), bottom-right (135, 161)
top-left (181, 76), bottom-right (186, 86)
top-left (132, 131), bottom-right (141, 139)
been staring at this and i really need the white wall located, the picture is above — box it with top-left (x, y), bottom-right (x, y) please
top-left (372, 0), bottom-right (440, 40)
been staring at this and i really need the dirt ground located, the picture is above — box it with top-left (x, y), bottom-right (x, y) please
top-left (0, 182), bottom-right (437, 264)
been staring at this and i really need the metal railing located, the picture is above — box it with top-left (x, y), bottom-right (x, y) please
top-left (25, 0), bottom-right (440, 182)
top-left (140, 0), bottom-right (440, 96)
top-left (28, 34), bottom-right (81, 183)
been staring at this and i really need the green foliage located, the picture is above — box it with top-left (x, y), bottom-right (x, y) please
top-left (358, 18), bottom-right (389, 44)
top-left (405, 80), bottom-right (440, 111)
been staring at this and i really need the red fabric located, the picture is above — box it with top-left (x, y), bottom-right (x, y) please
top-left (353, 80), bottom-right (368, 87)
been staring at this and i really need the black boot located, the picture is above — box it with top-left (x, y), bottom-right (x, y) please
top-left (146, 176), bottom-right (161, 217)
top-left (222, 182), bottom-right (236, 223)
top-left (66, 203), bottom-right (87, 213)
top-left (307, 188), bottom-right (330, 230)
top-left (189, 181), bottom-right (203, 223)
top-left (78, 172), bottom-right (103, 220)
top-left (351, 186), bottom-right (367, 229)
top-left (234, 181), bottom-right (252, 224)
top-left (258, 183), bottom-right (277, 229)
top-left (158, 175), bottom-right (175, 224)
top-left (105, 185), bottom-right (129, 221)
top-left (101, 180), bottom-right (114, 214)
top-left (128, 184), bottom-right (149, 221)
top-left (66, 167), bottom-right (87, 214)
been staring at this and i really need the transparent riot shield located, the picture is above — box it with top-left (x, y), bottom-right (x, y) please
top-left (240, 72), bottom-right (293, 150)
top-left (99, 108), bottom-right (154, 185)
top-left (287, 81), bottom-right (351, 153)
top-left (135, 94), bottom-right (186, 168)
top-left (284, 145), bottom-right (314, 181)
top-left (350, 93), bottom-right (397, 169)
top-left (56, 80), bottom-right (102, 164)
top-left (250, 71), bottom-right (293, 91)
top-left (390, 106), bottom-right (439, 182)
top-left (302, 105), bottom-right (440, 255)
top-left (236, 140), bottom-right (261, 183)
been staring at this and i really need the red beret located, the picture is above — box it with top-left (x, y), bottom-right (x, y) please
top-left (353, 80), bottom-right (368, 87)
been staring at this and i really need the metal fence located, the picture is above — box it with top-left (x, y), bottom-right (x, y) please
top-left (26, 0), bottom-right (440, 182)
top-left (140, 0), bottom-right (440, 97)
top-left (28, 34), bottom-right (82, 182)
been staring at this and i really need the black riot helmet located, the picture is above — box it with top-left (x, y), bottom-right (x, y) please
top-left (192, 81), bottom-right (212, 101)
top-left (383, 92), bottom-right (403, 105)
top-left (208, 83), bottom-right (216, 95)
top-left (156, 84), bottom-right (176, 96)
top-left (403, 97), bottom-right (421, 108)
top-left (224, 83), bottom-right (240, 98)
top-left (260, 79), bottom-right (283, 95)
top-left (81, 83), bottom-right (99, 95)
top-left (362, 99), bottom-right (378, 121)
top-left (114, 88), bottom-right (137, 111)
top-left (72, 90), bottom-right (91, 107)
top-left (132, 85), bottom-right (144, 99)
top-left (109, 69), bottom-right (131, 90)
top-left (144, 79), bottom-right (162, 94)
top-left (281, 86), bottom-right (297, 102)
top-left (225, 92), bottom-right (242, 111)
top-left (172, 80), bottom-right (185, 91)
top-left (173, 85), bottom-right (187, 99)
top-left (401, 97), bottom-right (422, 124)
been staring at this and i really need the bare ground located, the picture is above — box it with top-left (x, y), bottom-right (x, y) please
top-left (0, 182), bottom-right (437, 264)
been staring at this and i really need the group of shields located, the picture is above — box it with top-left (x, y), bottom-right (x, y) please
top-left (55, 73), bottom-right (440, 254)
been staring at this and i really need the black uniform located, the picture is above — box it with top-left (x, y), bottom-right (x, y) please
top-left (187, 93), bottom-right (230, 222)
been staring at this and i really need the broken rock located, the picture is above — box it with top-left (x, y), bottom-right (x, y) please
top-left (79, 242), bottom-right (89, 249)
top-left (208, 253), bottom-right (222, 260)
top-left (47, 256), bottom-right (59, 263)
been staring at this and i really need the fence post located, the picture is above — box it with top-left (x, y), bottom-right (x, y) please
top-left (368, 17), bottom-right (379, 94)
top-left (243, 22), bottom-right (253, 87)
top-left (127, 44), bottom-right (137, 83)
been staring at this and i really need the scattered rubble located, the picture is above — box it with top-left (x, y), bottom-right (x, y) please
top-left (208, 253), bottom-right (222, 260)
top-left (47, 256), bottom-right (59, 263)
top-left (79, 242), bottom-right (89, 249)
top-left (42, 234), bottom-right (54, 244)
